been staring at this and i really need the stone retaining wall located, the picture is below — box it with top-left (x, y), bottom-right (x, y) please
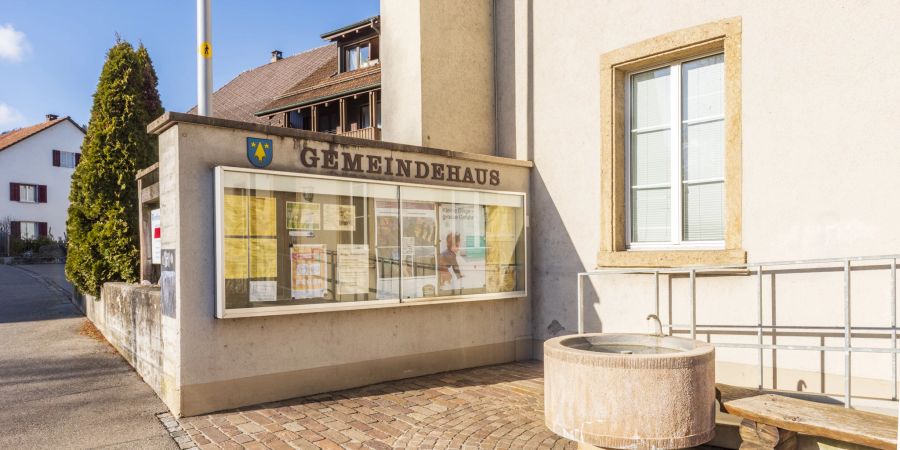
top-left (85, 282), bottom-right (171, 402)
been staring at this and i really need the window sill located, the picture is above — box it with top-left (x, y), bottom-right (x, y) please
top-left (597, 249), bottom-right (746, 268)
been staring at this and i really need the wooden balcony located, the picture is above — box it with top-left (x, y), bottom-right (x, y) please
top-left (339, 127), bottom-right (381, 141)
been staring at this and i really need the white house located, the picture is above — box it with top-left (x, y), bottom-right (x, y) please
top-left (0, 114), bottom-right (85, 242)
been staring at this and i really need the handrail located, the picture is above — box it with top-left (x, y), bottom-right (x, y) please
top-left (576, 254), bottom-right (900, 408)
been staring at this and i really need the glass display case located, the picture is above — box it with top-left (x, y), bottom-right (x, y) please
top-left (215, 166), bottom-right (526, 317)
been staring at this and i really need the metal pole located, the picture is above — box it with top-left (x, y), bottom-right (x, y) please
top-left (654, 270), bottom-right (660, 320)
top-left (843, 260), bottom-right (851, 408)
top-left (197, 0), bottom-right (212, 116)
top-left (757, 265), bottom-right (764, 389)
top-left (690, 269), bottom-right (696, 340)
top-left (577, 273), bottom-right (584, 334)
top-left (892, 258), bottom-right (897, 401)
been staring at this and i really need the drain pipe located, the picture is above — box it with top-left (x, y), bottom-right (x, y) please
top-left (196, 0), bottom-right (212, 116)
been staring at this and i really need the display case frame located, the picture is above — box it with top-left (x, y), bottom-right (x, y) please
top-left (214, 166), bottom-right (528, 318)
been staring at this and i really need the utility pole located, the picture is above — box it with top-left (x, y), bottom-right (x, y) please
top-left (197, 0), bottom-right (212, 116)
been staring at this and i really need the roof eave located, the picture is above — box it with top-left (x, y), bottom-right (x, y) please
top-left (320, 16), bottom-right (380, 40)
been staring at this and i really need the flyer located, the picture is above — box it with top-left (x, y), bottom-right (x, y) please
top-left (374, 200), bottom-right (399, 247)
top-left (249, 280), bottom-right (277, 302)
top-left (324, 204), bottom-right (356, 231)
top-left (485, 205), bottom-right (519, 292)
top-left (224, 237), bottom-right (249, 279)
top-left (223, 194), bottom-right (248, 236)
top-left (336, 244), bottom-right (369, 295)
top-left (438, 204), bottom-right (486, 292)
top-left (291, 244), bottom-right (327, 299)
top-left (249, 196), bottom-right (277, 237)
top-left (286, 201), bottom-right (321, 230)
top-left (249, 238), bottom-right (278, 278)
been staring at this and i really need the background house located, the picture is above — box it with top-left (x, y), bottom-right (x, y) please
top-left (0, 114), bottom-right (85, 251)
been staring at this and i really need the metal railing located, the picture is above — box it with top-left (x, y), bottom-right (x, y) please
top-left (576, 254), bottom-right (900, 408)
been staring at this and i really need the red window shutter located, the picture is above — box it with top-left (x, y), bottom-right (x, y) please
top-left (38, 222), bottom-right (48, 238)
top-left (9, 183), bottom-right (19, 202)
top-left (38, 185), bottom-right (48, 203)
top-left (52, 150), bottom-right (61, 167)
top-left (75, 153), bottom-right (82, 165)
top-left (10, 221), bottom-right (20, 238)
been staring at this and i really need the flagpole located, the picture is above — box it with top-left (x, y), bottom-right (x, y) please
top-left (197, 0), bottom-right (212, 116)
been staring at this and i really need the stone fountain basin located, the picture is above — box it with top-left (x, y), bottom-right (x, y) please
top-left (544, 333), bottom-right (715, 450)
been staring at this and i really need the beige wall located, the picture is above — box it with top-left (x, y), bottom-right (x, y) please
top-left (382, 0), bottom-right (496, 155)
top-left (382, 0), bottom-right (900, 401)
top-left (522, 0), bottom-right (900, 397)
top-left (153, 114), bottom-right (532, 416)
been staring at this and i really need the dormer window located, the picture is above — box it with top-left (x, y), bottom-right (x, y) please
top-left (344, 42), bottom-right (371, 72)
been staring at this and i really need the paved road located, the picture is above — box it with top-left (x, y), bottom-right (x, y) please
top-left (0, 264), bottom-right (176, 449)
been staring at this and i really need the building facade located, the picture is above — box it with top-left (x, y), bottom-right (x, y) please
top-left (380, 0), bottom-right (900, 408)
top-left (0, 115), bottom-right (85, 244)
top-left (257, 16), bottom-right (382, 140)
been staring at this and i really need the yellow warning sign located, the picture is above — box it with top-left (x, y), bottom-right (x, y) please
top-left (199, 42), bottom-right (212, 58)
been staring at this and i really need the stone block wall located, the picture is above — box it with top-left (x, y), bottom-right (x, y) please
top-left (85, 283), bottom-right (172, 403)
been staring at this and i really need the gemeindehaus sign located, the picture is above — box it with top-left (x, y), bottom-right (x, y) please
top-left (298, 147), bottom-right (501, 186)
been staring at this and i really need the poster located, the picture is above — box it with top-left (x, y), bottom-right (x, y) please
top-left (223, 194), bottom-right (248, 235)
top-left (150, 208), bottom-right (161, 264)
top-left (438, 204), bottom-right (486, 292)
top-left (324, 204), bottom-right (356, 231)
top-left (291, 244), bottom-right (327, 299)
top-left (286, 201), bottom-right (321, 230)
top-left (374, 201), bottom-right (399, 247)
top-left (336, 244), bottom-right (369, 295)
top-left (159, 249), bottom-right (176, 318)
top-left (374, 201), bottom-right (439, 299)
top-left (249, 238), bottom-right (278, 278)
top-left (485, 205), bottom-right (519, 292)
top-left (224, 237), bottom-right (249, 279)
top-left (249, 197), bottom-right (277, 236)
top-left (249, 280), bottom-right (277, 302)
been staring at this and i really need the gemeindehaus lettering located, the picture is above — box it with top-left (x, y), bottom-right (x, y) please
top-left (299, 147), bottom-right (500, 186)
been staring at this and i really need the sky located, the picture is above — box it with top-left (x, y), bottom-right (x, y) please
top-left (0, 0), bottom-right (380, 130)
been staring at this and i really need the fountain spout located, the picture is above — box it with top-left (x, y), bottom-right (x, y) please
top-left (646, 314), bottom-right (664, 337)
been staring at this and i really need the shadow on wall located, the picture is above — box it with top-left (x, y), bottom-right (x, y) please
top-left (529, 169), bottom-right (600, 343)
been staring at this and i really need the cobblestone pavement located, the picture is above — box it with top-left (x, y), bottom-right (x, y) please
top-left (177, 361), bottom-right (576, 450)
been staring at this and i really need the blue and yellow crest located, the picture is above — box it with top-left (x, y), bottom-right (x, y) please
top-left (246, 137), bottom-right (273, 168)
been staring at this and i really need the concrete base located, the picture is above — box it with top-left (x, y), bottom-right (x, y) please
top-left (179, 339), bottom-right (528, 416)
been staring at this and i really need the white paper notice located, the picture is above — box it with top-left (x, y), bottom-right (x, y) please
top-left (249, 280), bottom-right (278, 302)
top-left (337, 244), bottom-right (369, 295)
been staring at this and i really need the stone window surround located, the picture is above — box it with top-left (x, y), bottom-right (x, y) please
top-left (598, 17), bottom-right (745, 268)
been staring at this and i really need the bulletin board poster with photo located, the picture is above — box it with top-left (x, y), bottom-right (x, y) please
top-left (438, 204), bottom-right (486, 294)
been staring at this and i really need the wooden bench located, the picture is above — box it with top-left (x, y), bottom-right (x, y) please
top-left (715, 384), bottom-right (897, 450)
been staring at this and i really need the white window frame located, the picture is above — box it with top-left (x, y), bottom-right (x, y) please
top-left (19, 184), bottom-right (36, 203)
top-left (20, 221), bottom-right (38, 240)
top-left (624, 52), bottom-right (725, 250)
top-left (59, 151), bottom-right (77, 168)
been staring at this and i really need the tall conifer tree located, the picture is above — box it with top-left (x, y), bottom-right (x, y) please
top-left (66, 38), bottom-right (164, 295)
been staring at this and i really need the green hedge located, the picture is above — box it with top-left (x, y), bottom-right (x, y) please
top-left (65, 39), bottom-right (164, 296)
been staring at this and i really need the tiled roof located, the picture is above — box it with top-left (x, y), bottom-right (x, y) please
top-left (0, 116), bottom-right (83, 152)
top-left (257, 59), bottom-right (381, 115)
top-left (187, 44), bottom-right (335, 123)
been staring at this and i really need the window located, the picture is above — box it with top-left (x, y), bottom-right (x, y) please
top-left (627, 54), bottom-right (724, 247)
top-left (359, 104), bottom-right (371, 129)
top-left (10, 183), bottom-right (47, 203)
top-left (53, 150), bottom-right (79, 168)
top-left (215, 167), bottom-right (526, 318)
top-left (598, 18), bottom-right (744, 267)
top-left (20, 184), bottom-right (36, 203)
top-left (20, 222), bottom-right (37, 240)
top-left (343, 43), bottom-right (371, 72)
